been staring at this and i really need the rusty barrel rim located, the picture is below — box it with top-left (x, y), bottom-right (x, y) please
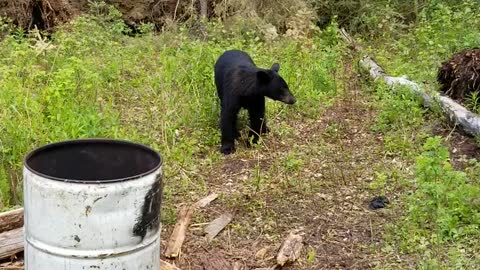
top-left (24, 138), bottom-right (162, 184)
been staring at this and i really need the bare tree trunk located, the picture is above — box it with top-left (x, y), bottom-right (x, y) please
top-left (199, 0), bottom-right (208, 19)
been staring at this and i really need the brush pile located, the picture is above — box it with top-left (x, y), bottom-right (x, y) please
top-left (437, 48), bottom-right (480, 101)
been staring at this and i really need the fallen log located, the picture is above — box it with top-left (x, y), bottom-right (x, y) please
top-left (0, 228), bottom-right (23, 261)
top-left (339, 28), bottom-right (480, 137)
top-left (360, 55), bottom-right (480, 137)
top-left (0, 266), bottom-right (23, 270)
top-left (0, 208), bottom-right (24, 234)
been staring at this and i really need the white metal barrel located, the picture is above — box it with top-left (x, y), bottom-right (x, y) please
top-left (23, 139), bottom-right (163, 270)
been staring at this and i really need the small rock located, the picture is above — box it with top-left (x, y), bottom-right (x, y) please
top-left (369, 196), bottom-right (389, 210)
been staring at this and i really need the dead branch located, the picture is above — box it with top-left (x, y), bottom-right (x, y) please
top-left (164, 193), bottom-right (218, 258)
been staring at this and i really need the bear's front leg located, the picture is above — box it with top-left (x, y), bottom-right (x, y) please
top-left (233, 116), bottom-right (241, 139)
top-left (247, 98), bottom-right (268, 145)
top-left (220, 106), bottom-right (240, 155)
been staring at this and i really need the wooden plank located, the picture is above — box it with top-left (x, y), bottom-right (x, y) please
top-left (204, 213), bottom-right (233, 241)
top-left (193, 193), bottom-right (218, 209)
top-left (0, 228), bottom-right (23, 261)
top-left (0, 209), bottom-right (24, 234)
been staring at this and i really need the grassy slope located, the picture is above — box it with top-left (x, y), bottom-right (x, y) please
top-left (364, 1), bottom-right (480, 268)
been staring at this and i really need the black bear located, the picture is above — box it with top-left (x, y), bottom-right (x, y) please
top-left (214, 50), bottom-right (296, 155)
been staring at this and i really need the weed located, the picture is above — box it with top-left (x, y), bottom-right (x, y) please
top-left (466, 91), bottom-right (480, 114)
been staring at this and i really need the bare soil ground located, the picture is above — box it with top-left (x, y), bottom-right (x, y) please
top-left (156, 64), bottom-right (397, 270)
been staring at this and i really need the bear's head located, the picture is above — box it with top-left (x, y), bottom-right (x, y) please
top-left (257, 63), bottom-right (296, 105)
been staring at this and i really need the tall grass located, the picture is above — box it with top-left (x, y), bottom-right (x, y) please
top-left (374, 0), bottom-right (480, 84)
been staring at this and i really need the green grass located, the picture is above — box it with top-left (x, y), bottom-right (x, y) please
top-left (0, 9), bottom-right (344, 210)
top-left (365, 77), bottom-right (480, 268)
top-left (372, 0), bottom-right (480, 94)
top-left (362, 2), bottom-right (480, 264)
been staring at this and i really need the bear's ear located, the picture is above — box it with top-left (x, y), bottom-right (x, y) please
top-left (257, 70), bottom-right (272, 84)
top-left (271, 63), bottom-right (280, 72)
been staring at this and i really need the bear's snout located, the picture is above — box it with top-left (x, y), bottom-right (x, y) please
top-left (282, 95), bottom-right (296, 105)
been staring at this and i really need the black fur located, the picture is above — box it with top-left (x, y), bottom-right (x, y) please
top-left (214, 50), bottom-right (296, 155)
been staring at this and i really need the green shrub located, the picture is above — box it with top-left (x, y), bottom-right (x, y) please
top-left (375, 0), bottom-right (480, 83)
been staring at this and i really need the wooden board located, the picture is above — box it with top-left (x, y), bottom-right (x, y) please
top-left (204, 213), bottom-right (233, 241)
top-left (0, 209), bottom-right (24, 234)
top-left (164, 206), bottom-right (195, 258)
top-left (164, 193), bottom-right (218, 258)
top-left (0, 228), bottom-right (23, 261)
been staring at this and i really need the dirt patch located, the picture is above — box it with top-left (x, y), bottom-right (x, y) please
top-left (158, 61), bottom-right (395, 270)
top-left (431, 121), bottom-right (480, 168)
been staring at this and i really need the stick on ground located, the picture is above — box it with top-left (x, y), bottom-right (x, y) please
top-left (164, 193), bottom-right (218, 258)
